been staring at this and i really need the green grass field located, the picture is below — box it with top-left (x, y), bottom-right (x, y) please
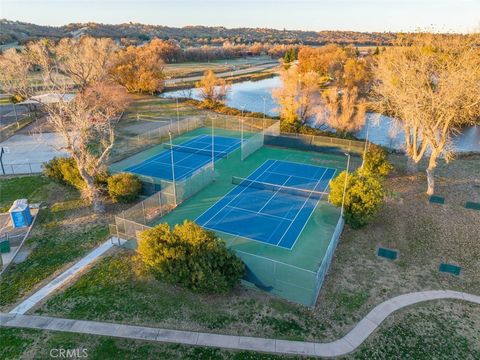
top-left (1, 120), bottom-right (478, 358)
top-left (3, 299), bottom-right (479, 359)
top-left (0, 176), bottom-right (117, 311)
top-left (31, 154), bottom-right (480, 358)
top-left (0, 175), bottom-right (50, 210)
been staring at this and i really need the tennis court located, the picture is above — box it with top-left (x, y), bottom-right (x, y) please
top-left (124, 134), bottom-right (240, 181)
top-left (197, 159), bottom-right (336, 249)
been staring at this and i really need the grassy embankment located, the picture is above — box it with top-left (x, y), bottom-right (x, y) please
top-left (0, 175), bottom-right (126, 311)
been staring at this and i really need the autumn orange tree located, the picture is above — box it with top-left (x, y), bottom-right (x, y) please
top-left (374, 33), bottom-right (480, 194)
top-left (110, 39), bottom-right (166, 94)
top-left (342, 57), bottom-right (372, 95)
top-left (297, 45), bottom-right (347, 81)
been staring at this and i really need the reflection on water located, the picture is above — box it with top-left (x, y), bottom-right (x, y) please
top-left (163, 76), bottom-right (281, 116)
top-left (162, 77), bottom-right (480, 152)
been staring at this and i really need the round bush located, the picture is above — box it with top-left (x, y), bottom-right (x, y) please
top-left (329, 170), bottom-right (385, 229)
top-left (137, 221), bottom-right (244, 293)
top-left (107, 173), bottom-right (141, 203)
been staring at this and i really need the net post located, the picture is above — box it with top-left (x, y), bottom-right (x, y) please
top-left (158, 191), bottom-right (162, 216)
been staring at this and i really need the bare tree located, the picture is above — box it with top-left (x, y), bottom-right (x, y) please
top-left (374, 33), bottom-right (480, 194)
top-left (54, 37), bottom-right (118, 90)
top-left (320, 86), bottom-right (366, 134)
top-left (46, 83), bottom-right (128, 212)
top-left (0, 37), bottom-right (130, 212)
top-left (0, 48), bottom-right (33, 101)
top-left (195, 70), bottom-right (229, 106)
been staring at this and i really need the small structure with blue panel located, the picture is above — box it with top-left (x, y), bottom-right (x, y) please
top-left (9, 199), bottom-right (32, 228)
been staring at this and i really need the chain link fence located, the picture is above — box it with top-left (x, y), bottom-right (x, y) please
top-left (265, 132), bottom-right (365, 155)
top-left (0, 162), bottom-right (44, 176)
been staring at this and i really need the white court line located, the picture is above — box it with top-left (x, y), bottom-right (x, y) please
top-left (198, 160), bottom-right (277, 227)
top-left (174, 135), bottom-right (240, 167)
top-left (227, 205), bottom-right (293, 222)
top-left (128, 134), bottom-right (239, 179)
top-left (126, 135), bottom-right (210, 172)
top-left (192, 135), bottom-right (241, 155)
top-left (265, 170), bottom-right (322, 184)
top-left (257, 175), bottom-right (292, 214)
top-left (195, 158), bottom-right (273, 223)
top-left (277, 167), bottom-right (337, 250)
top-left (274, 167), bottom-right (328, 247)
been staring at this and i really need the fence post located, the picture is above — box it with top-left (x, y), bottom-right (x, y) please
top-left (273, 261), bottom-right (277, 287)
top-left (158, 191), bottom-right (163, 216)
top-left (142, 201), bottom-right (146, 224)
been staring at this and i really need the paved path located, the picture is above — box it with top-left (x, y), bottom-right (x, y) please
top-left (1, 290), bottom-right (479, 357)
top-left (9, 238), bottom-right (123, 315)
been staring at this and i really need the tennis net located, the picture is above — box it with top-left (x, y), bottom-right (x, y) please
top-left (163, 143), bottom-right (229, 158)
top-left (232, 176), bottom-right (329, 200)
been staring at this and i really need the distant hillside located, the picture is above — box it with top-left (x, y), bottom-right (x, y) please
top-left (0, 19), bottom-right (396, 46)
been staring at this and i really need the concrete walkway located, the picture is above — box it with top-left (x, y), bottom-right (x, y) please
top-left (9, 237), bottom-right (123, 315)
top-left (1, 290), bottom-right (479, 357)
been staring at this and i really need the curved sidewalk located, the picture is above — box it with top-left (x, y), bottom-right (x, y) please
top-left (1, 290), bottom-right (479, 357)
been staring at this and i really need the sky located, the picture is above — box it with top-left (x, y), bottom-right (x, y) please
top-left (2, 0), bottom-right (479, 33)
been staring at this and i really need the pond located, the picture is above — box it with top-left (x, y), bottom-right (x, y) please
top-left (162, 77), bottom-right (480, 153)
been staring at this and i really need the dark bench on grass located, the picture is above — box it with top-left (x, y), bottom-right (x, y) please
top-left (439, 263), bottom-right (461, 276)
top-left (429, 195), bottom-right (445, 204)
top-left (377, 247), bottom-right (398, 260)
top-left (465, 201), bottom-right (480, 211)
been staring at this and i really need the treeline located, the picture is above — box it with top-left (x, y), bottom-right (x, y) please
top-left (0, 20), bottom-right (396, 46)
top-left (131, 41), bottom-right (299, 63)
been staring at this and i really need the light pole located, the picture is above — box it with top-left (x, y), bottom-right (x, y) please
top-left (176, 97), bottom-right (180, 134)
top-left (240, 105), bottom-right (246, 160)
top-left (211, 117), bottom-right (215, 169)
top-left (168, 131), bottom-right (177, 206)
top-left (361, 118), bottom-right (370, 169)
top-left (341, 152), bottom-right (351, 218)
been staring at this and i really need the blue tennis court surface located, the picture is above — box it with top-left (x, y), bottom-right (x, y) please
top-left (125, 135), bottom-right (241, 181)
top-left (197, 159), bottom-right (336, 250)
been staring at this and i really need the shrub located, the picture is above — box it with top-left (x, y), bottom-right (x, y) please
top-left (43, 157), bottom-right (84, 188)
top-left (59, 158), bottom-right (85, 190)
top-left (107, 173), bottom-right (141, 203)
top-left (43, 157), bottom-right (67, 184)
top-left (43, 157), bottom-right (109, 191)
top-left (329, 170), bottom-right (385, 229)
top-left (360, 144), bottom-right (393, 177)
top-left (137, 221), bottom-right (244, 293)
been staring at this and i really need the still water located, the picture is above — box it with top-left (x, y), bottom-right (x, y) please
top-left (162, 77), bottom-right (480, 152)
